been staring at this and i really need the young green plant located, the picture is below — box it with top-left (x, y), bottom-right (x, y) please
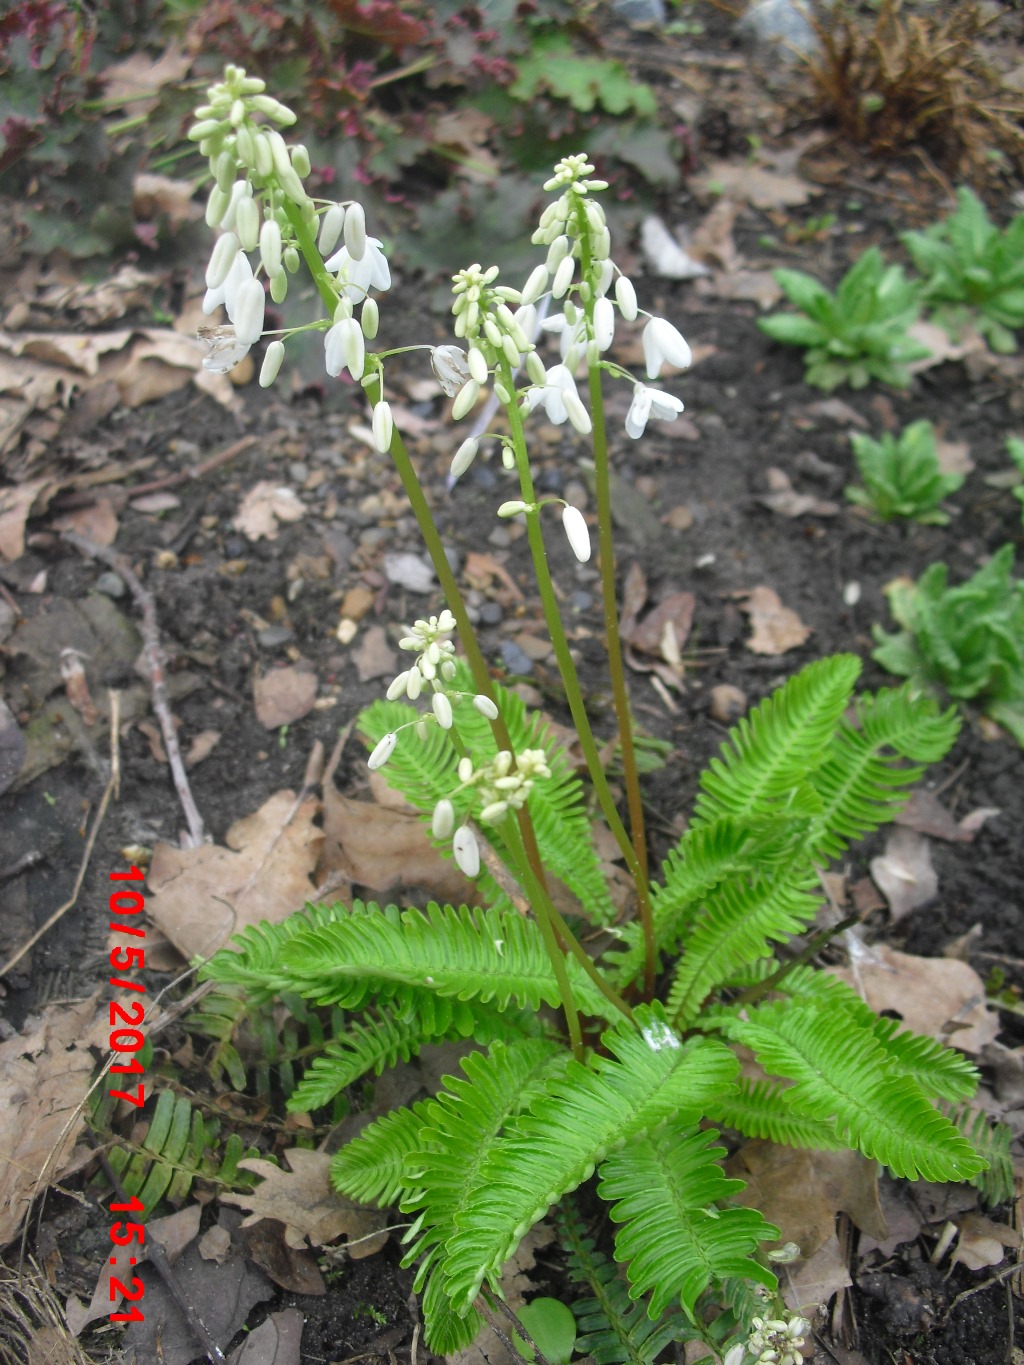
top-left (190, 67), bottom-right (992, 1364)
top-left (845, 419), bottom-right (964, 523)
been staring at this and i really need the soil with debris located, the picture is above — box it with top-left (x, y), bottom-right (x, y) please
top-left (2, 10), bottom-right (1024, 1365)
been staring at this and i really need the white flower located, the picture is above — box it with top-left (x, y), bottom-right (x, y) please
top-left (453, 825), bottom-right (481, 878)
top-left (432, 692), bottom-right (453, 730)
top-left (233, 277), bottom-right (265, 346)
top-left (473, 695), bottom-right (499, 719)
top-left (561, 505), bottom-right (592, 562)
top-left (432, 799), bottom-right (455, 839)
top-left (520, 263), bottom-right (550, 306)
top-left (200, 325), bottom-right (252, 374)
top-left (344, 201), bottom-right (367, 261)
top-left (593, 296), bottom-right (615, 351)
top-left (450, 437), bottom-right (479, 480)
top-left (325, 317), bottom-right (364, 380)
top-left (525, 363), bottom-right (584, 426)
top-left (203, 248), bottom-right (252, 316)
top-left (541, 311), bottom-right (588, 368)
top-left (259, 340), bottom-right (285, 387)
top-left (318, 203), bottom-right (346, 255)
top-left (642, 316), bottom-right (692, 378)
top-left (371, 400), bottom-right (394, 453)
top-left (205, 232), bottom-right (240, 289)
top-left (324, 236), bottom-right (390, 301)
top-left (367, 732), bottom-right (397, 770)
top-left (624, 383), bottom-right (685, 439)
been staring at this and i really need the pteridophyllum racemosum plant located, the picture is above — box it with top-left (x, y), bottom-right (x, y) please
top-left (194, 68), bottom-right (990, 1363)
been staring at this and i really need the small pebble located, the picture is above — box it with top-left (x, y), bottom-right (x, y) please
top-left (536, 468), bottom-right (565, 494)
top-left (569, 591), bottom-right (593, 612)
top-left (564, 478), bottom-right (589, 509)
top-left (288, 461), bottom-right (310, 484)
top-left (95, 571), bottom-right (126, 599)
top-left (383, 551), bottom-right (435, 593)
top-left (843, 581), bottom-right (862, 607)
top-left (500, 640), bottom-right (535, 676)
top-left (710, 683), bottom-right (748, 724)
top-left (444, 545), bottom-right (462, 573)
top-left (480, 602), bottom-right (503, 625)
top-left (257, 625), bottom-right (295, 649)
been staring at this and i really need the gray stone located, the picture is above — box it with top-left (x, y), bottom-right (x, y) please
top-left (500, 639), bottom-right (535, 676)
top-left (612, 0), bottom-right (666, 24)
top-left (257, 625), bottom-right (295, 649)
top-left (480, 602), bottom-right (503, 625)
top-left (569, 591), bottom-right (594, 612)
top-left (383, 551), bottom-right (436, 594)
top-left (738, 0), bottom-right (819, 59)
top-left (288, 461), bottom-right (310, 484)
top-left (95, 571), bottom-right (126, 599)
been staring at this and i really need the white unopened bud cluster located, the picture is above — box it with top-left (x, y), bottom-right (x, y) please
top-left (432, 747), bottom-right (552, 878)
top-left (191, 65), bottom-right (391, 395)
top-left (744, 1313), bottom-right (810, 1365)
top-left (448, 264), bottom-right (538, 421)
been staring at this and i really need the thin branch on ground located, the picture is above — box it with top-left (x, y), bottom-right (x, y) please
top-left (62, 530), bottom-right (206, 847)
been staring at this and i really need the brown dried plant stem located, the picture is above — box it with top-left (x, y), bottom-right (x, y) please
top-left (62, 530), bottom-right (206, 848)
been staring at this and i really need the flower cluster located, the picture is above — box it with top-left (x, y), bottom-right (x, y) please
top-left (366, 612), bottom-right (501, 770)
top-left (190, 65), bottom-right (391, 395)
top-left (432, 748), bottom-right (553, 878)
top-left (731, 1313), bottom-right (810, 1365)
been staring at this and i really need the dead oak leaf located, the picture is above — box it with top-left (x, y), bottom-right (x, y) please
top-left (222, 1148), bottom-right (388, 1254)
top-left (146, 790), bottom-right (322, 960)
top-left (689, 162), bottom-right (819, 209)
top-left (758, 467), bottom-right (839, 518)
top-left (870, 827), bottom-right (938, 922)
top-left (829, 943), bottom-right (999, 1054)
top-left (233, 482), bottom-right (306, 542)
top-left (736, 586), bottom-right (812, 654)
top-left (254, 666), bottom-right (318, 730)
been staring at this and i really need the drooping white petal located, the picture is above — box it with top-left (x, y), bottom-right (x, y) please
top-left (232, 278), bottom-right (265, 345)
top-left (259, 339), bottom-right (285, 388)
top-left (367, 732), bottom-right (397, 770)
top-left (642, 316), bottom-right (692, 378)
top-left (625, 384), bottom-right (654, 439)
top-left (452, 825), bottom-right (480, 878)
top-left (561, 505), bottom-right (592, 562)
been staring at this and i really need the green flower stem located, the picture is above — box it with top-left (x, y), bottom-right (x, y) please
top-left (282, 199), bottom-right (589, 1034)
top-left (585, 358), bottom-right (656, 994)
top-left (500, 360), bottom-right (657, 995)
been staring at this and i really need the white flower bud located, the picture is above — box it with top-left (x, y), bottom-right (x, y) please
top-left (284, 245), bottom-right (300, 273)
top-left (233, 278), bottom-right (265, 345)
top-left (269, 270), bottom-right (288, 304)
top-left (252, 131), bottom-right (274, 178)
top-left (563, 389), bottom-right (592, 435)
top-left (501, 335), bottom-right (521, 368)
top-left (206, 184), bottom-right (230, 228)
top-left (593, 296), bottom-right (615, 351)
top-left (457, 757), bottom-right (474, 783)
top-left (432, 692), bottom-right (453, 730)
top-left (615, 274), bottom-right (638, 320)
top-left (546, 235), bottom-right (570, 271)
top-left (473, 695), bottom-right (499, 719)
top-left (450, 437), bottom-right (479, 480)
top-left (259, 340), bottom-right (285, 388)
top-left (551, 255), bottom-right (575, 299)
top-left (432, 799), bottom-right (455, 839)
top-left (291, 143), bottom-right (311, 177)
top-left (520, 264), bottom-right (550, 307)
top-left (259, 218), bottom-right (282, 276)
top-left (480, 800), bottom-right (509, 824)
top-left (361, 296), bottom-right (379, 339)
top-left (453, 825), bottom-right (480, 878)
top-left (497, 500), bottom-right (528, 518)
top-left (235, 124), bottom-right (255, 167)
top-left (206, 232), bottom-right (241, 289)
top-left (562, 505), bottom-right (591, 562)
top-left (371, 401), bottom-right (394, 453)
top-left (318, 203), bottom-right (346, 256)
top-left (344, 201), bottom-right (367, 261)
top-left (406, 666), bottom-right (422, 700)
top-left (386, 671), bottom-right (410, 701)
top-left (467, 347), bottom-right (489, 384)
top-left (235, 195), bottom-right (260, 252)
top-left (451, 378), bottom-right (480, 420)
top-left (493, 381), bottom-right (512, 405)
top-left (526, 351), bottom-right (548, 387)
top-left (367, 732), bottom-right (397, 770)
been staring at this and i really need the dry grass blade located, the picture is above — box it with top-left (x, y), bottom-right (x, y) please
top-left (0, 1259), bottom-right (95, 1365)
top-left (800, 0), bottom-right (1024, 178)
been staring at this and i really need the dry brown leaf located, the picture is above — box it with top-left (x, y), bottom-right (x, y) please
top-left (133, 174), bottom-right (203, 230)
top-left (906, 319), bottom-right (986, 373)
top-left (688, 199), bottom-right (740, 271)
top-left (695, 268), bottom-right (782, 308)
top-left (185, 728), bottom-right (222, 768)
top-left (0, 478), bottom-right (58, 561)
top-left (870, 828), bottom-right (938, 922)
top-left (0, 997), bottom-right (108, 1249)
top-left (227, 1308), bottom-right (304, 1365)
top-left (952, 1212), bottom-right (1021, 1271)
top-left (319, 789), bottom-right (473, 903)
top-left (222, 1148), bottom-right (388, 1254)
top-left (100, 44), bottom-right (192, 111)
top-left (52, 498), bottom-right (119, 547)
top-left (758, 467), bottom-right (839, 518)
top-left (935, 435), bottom-right (974, 478)
top-left (689, 163), bottom-right (819, 209)
top-left (254, 666), bottom-right (318, 730)
top-left (727, 1141), bottom-right (886, 1258)
top-left (233, 483), bottom-right (306, 542)
top-left (146, 790), bottom-right (323, 959)
top-left (829, 943), bottom-right (999, 1054)
top-left (780, 1231), bottom-right (852, 1316)
top-left (737, 586), bottom-right (812, 654)
top-left (352, 625), bottom-right (397, 682)
top-left (0, 329), bottom-right (133, 376)
top-left (622, 591), bottom-right (695, 657)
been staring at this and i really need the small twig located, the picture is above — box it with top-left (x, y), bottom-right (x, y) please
top-left (96, 1148), bottom-right (227, 1365)
top-left (0, 580), bottom-right (22, 618)
top-left (0, 850), bottom-right (44, 885)
top-left (125, 434), bottom-right (257, 498)
top-left (62, 530), bottom-right (206, 848)
top-left (478, 1298), bottom-right (536, 1365)
top-left (942, 1257), bottom-right (1024, 1323)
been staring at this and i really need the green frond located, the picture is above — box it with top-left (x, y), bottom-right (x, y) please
top-left (809, 685), bottom-right (960, 858)
top-left (664, 864), bottom-right (822, 1024)
top-left (727, 1003), bottom-right (986, 1182)
top-left (557, 1202), bottom-right (694, 1365)
top-left (276, 900), bottom-right (618, 1019)
top-left (705, 1078), bottom-right (844, 1150)
top-left (360, 665), bottom-right (617, 924)
top-left (772, 966), bottom-right (978, 1101)
top-left (331, 1101), bottom-right (432, 1208)
top-left (597, 1119), bottom-right (778, 1319)
top-left (441, 1007), bottom-right (738, 1315)
top-left (199, 900), bottom-right (350, 998)
top-left (692, 655), bottom-right (861, 828)
top-left (287, 993), bottom-right (541, 1113)
top-left (420, 1259), bottom-right (484, 1354)
top-left (942, 1104), bottom-right (1014, 1207)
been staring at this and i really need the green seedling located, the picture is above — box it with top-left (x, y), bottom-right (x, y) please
top-left (845, 419), bottom-right (964, 523)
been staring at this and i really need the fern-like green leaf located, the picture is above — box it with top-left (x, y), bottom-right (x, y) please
top-left (692, 655), bottom-right (861, 828)
top-left (727, 1003), bottom-right (986, 1182)
top-left (942, 1104), bottom-right (1014, 1207)
top-left (276, 901), bottom-right (617, 1020)
top-left (808, 685), bottom-right (959, 859)
top-left (360, 664), bottom-right (617, 924)
top-left (287, 993), bottom-right (541, 1113)
top-left (598, 1119), bottom-right (778, 1319)
top-left (557, 1202), bottom-right (694, 1365)
top-left (441, 1007), bottom-right (738, 1315)
top-left (704, 1078), bottom-right (845, 1150)
top-left (331, 1101), bottom-right (432, 1208)
top-left (200, 901), bottom-right (350, 998)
